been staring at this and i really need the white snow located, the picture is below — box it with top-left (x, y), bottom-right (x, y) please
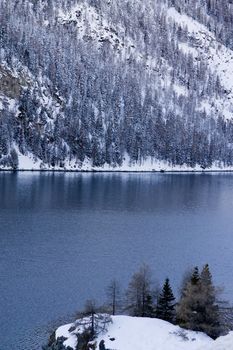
top-left (17, 152), bottom-right (41, 171)
top-left (56, 323), bottom-right (78, 349)
top-left (55, 315), bottom-right (233, 350)
top-left (199, 332), bottom-right (233, 350)
top-left (96, 316), bottom-right (212, 350)
top-left (173, 83), bottom-right (188, 97)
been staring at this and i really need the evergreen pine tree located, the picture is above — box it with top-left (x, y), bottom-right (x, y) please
top-left (156, 278), bottom-right (176, 323)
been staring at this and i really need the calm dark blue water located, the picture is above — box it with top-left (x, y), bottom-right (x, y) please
top-left (1, 172), bottom-right (233, 350)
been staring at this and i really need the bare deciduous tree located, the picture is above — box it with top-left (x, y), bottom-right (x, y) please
top-left (106, 279), bottom-right (121, 315)
top-left (126, 264), bottom-right (153, 317)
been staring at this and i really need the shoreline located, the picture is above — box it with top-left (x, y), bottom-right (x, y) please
top-left (4, 152), bottom-right (233, 174)
top-left (2, 168), bottom-right (233, 173)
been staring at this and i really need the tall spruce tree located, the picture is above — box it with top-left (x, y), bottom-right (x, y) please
top-left (156, 278), bottom-right (176, 323)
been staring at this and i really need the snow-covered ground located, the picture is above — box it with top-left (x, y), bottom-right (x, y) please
top-left (55, 315), bottom-right (233, 350)
top-left (202, 333), bottom-right (233, 350)
top-left (4, 151), bottom-right (233, 172)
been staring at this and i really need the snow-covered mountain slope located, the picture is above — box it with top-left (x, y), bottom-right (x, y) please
top-left (167, 7), bottom-right (233, 120)
top-left (54, 315), bottom-right (233, 350)
top-left (57, 1), bottom-right (233, 120)
top-left (2, 0), bottom-right (233, 170)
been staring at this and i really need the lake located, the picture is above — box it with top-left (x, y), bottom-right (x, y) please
top-left (1, 172), bottom-right (233, 350)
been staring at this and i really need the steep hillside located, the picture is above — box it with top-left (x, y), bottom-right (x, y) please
top-left (1, 0), bottom-right (233, 170)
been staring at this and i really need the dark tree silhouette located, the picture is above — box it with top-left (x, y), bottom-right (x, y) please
top-left (156, 278), bottom-right (176, 323)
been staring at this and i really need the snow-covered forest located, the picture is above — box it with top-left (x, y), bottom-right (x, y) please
top-left (1, 0), bottom-right (233, 170)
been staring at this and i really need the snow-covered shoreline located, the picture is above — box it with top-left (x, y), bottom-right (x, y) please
top-left (2, 152), bottom-right (233, 173)
top-left (2, 169), bottom-right (233, 173)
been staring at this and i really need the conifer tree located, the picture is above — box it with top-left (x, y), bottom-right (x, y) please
top-left (177, 265), bottom-right (221, 338)
top-left (177, 267), bottom-right (200, 330)
top-left (156, 278), bottom-right (176, 323)
top-left (199, 264), bottom-right (221, 338)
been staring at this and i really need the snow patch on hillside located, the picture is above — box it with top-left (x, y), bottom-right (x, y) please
top-left (0, 94), bottom-right (18, 113)
top-left (173, 83), bottom-right (188, 97)
top-left (57, 3), bottom-right (133, 59)
top-left (17, 152), bottom-right (41, 171)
